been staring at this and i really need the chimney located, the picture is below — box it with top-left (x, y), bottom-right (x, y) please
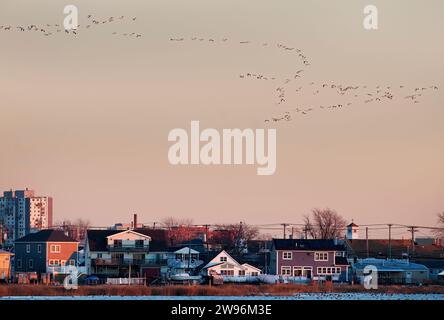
top-left (133, 214), bottom-right (138, 229)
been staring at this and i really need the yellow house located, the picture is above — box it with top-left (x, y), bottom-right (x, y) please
top-left (0, 249), bottom-right (13, 282)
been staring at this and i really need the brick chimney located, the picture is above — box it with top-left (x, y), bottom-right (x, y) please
top-left (133, 214), bottom-right (138, 229)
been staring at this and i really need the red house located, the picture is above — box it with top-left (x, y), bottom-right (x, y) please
top-left (269, 239), bottom-right (349, 282)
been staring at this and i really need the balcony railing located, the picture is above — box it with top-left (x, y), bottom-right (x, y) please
top-left (92, 258), bottom-right (167, 266)
top-left (107, 245), bottom-right (149, 252)
top-left (167, 259), bottom-right (204, 269)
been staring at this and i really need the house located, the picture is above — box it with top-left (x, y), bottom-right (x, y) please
top-left (0, 249), bottom-right (13, 282)
top-left (165, 247), bottom-right (204, 283)
top-left (412, 259), bottom-right (444, 282)
top-left (201, 250), bottom-right (262, 278)
top-left (269, 239), bottom-right (349, 282)
top-left (353, 258), bottom-right (429, 285)
top-left (85, 228), bottom-right (171, 280)
top-left (14, 229), bottom-right (79, 279)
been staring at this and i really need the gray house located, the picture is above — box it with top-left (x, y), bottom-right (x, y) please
top-left (353, 258), bottom-right (429, 285)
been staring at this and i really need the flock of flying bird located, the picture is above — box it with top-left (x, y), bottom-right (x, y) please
top-left (0, 14), bottom-right (142, 38)
top-left (2, 17), bottom-right (439, 120)
top-left (169, 35), bottom-right (440, 124)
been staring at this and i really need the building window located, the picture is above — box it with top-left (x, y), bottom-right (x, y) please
top-left (17, 259), bottom-right (22, 269)
top-left (69, 259), bottom-right (76, 266)
top-left (220, 256), bottom-right (227, 262)
top-left (135, 240), bottom-right (144, 248)
top-left (49, 259), bottom-right (60, 266)
top-left (26, 244), bottom-right (31, 253)
top-left (28, 259), bottom-right (34, 269)
top-left (314, 252), bottom-right (328, 261)
top-left (97, 253), bottom-right (103, 259)
top-left (61, 260), bottom-right (66, 266)
top-left (282, 252), bottom-right (292, 260)
top-left (220, 270), bottom-right (234, 276)
top-left (251, 272), bottom-right (258, 276)
top-left (238, 270), bottom-right (245, 276)
top-left (37, 244), bottom-right (42, 254)
top-left (50, 245), bottom-right (61, 253)
top-left (281, 266), bottom-right (292, 276)
top-left (114, 240), bottom-right (123, 248)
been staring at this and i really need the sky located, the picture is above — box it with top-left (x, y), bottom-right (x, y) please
top-left (0, 0), bottom-right (443, 232)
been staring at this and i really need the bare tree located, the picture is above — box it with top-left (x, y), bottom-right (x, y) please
top-left (54, 218), bottom-right (90, 241)
top-left (211, 222), bottom-right (259, 254)
top-left (434, 212), bottom-right (444, 238)
top-left (303, 208), bottom-right (347, 239)
top-left (161, 216), bottom-right (194, 245)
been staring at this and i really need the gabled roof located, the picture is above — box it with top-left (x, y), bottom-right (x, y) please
top-left (174, 247), bottom-right (200, 255)
top-left (272, 239), bottom-right (345, 251)
top-left (202, 250), bottom-right (242, 269)
top-left (15, 230), bottom-right (78, 243)
top-left (106, 229), bottom-right (152, 241)
top-left (0, 249), bottom-right (13, 255)
top-left (241, 263), bottom-right (261, 271)
top-left (347, 222), bottom-right (359, 227)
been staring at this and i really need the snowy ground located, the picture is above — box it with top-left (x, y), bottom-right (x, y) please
top-left (1, 293), bottom-right (444, 300)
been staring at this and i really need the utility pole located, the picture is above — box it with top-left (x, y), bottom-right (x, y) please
top-left (281, 223), bottom-right (289, 239)
top-left (408, 226), bottom-right (418, 257)
top-left (291, 227), bottom-right (294, 239)
top-left (153, 222), bottom-right (156, 229)
top-left (388, 224), bottom-right (393, 260)
top-left (366, 227), bottom-right (369, 258)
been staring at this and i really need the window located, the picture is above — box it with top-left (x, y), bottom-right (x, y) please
top-left (113, 240), bottom-right (123, 248)
top-left (17, 259), bottom-right (22, 269)
top-left (317, 267), bottom-right (341, 275)
top-left (238, 270), bottom-right (245, 276)
top-left (69, 259), bottom-right (76, 266)
top-left (37, 244), bottom-right (42, 254)
top-left (50, 245), bottom-right (61, 253)
top-left (135, 240), bottom-right (144, 248)
top-left (282, 252), bottom-right (293, 260)
top-left (220, 270), bottom-right (234, 276)
top-left (49, 259), bottom-right (60, 266)
top-left (251, 272), bottom-right (259, 276)
top-left (61, 260), bottom-right (66, 266)
top-left (220, 256), bottom-right (227, 262)
top-left (26, 244), bottom-right (31, 253)
top-left (28, 259), bottom-right (34, 269)
top-left (97, 253), bottom-right (102, 259)
top-left (281, 266), bottom-right (292, 276)
top-left (314, 252), bottom-right (328, 261)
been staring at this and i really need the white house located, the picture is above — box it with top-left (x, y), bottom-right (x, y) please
top-left (201, 250), bottom-right (261, 277)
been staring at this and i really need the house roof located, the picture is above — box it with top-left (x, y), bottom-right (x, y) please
top-left (353, 258), bottom-right (429, 272)
top-left (0, 249), bottom-right (13, 255)
top-left (174, 247), bottom-right (200, 255)
top-left (15, 230), bottom-right (78, 243)
top-left (241, 263), bottom-right (262, 271)
top-left (272, 239), bottom-right (345, 251)
top-left (347, 223), bottom-right (359, 227)
top-left (86, 228), bottom-right (169, 252)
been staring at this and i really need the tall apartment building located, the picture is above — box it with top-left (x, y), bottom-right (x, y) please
top-left (0, 189), bottom-right (53, 247)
